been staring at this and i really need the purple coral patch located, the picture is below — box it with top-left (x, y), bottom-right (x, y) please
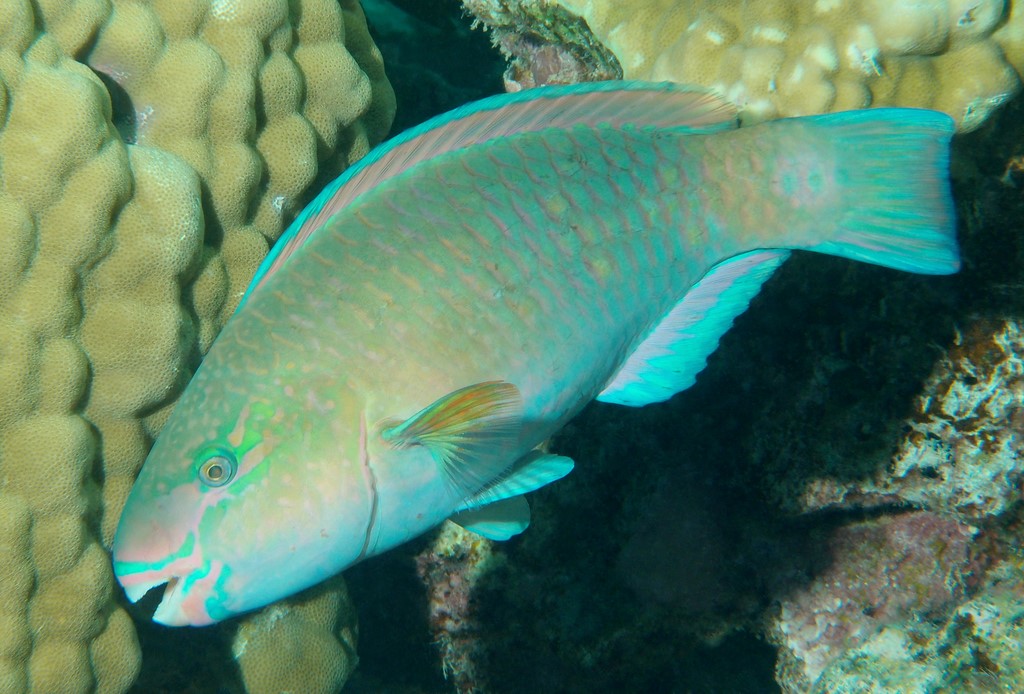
top-left (771, 512), bottom-right (980, 690)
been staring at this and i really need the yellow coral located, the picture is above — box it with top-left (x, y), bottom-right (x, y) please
top-left (537, 0), bottom-right (1023, 130)
top-left (85, 0), bottom-right (395, 342)
top-left (0, 0), bottom-right (394, 691)
top-left (232, 576), bottom-right (359, 694)
top-left (0, 12), bottom-right (162, 692)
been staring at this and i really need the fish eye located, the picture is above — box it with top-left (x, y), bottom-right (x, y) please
top-left (198, 449), bottom-right (237, 488)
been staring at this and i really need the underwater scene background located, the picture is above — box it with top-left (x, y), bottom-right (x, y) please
top-left (1, 0), bottom-right (1023, 692)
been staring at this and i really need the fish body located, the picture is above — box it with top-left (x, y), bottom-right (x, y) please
top-left (112, 82), bottom-right (958, 625)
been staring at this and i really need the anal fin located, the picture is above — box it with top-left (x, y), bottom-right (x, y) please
top-left (598, 249), bottom-right (790, 406)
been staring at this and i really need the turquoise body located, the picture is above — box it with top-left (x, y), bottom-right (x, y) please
top-left (112, 82), bottom-right (958, 626)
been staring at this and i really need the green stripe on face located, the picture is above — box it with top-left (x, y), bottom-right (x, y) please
top-left (113, 530), bottom-right (196, 576)
top-left (203, 563), bottom-right (236, 623)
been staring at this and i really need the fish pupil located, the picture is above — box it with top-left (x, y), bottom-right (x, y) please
top-left (199, 453), bottom-right (235, 487)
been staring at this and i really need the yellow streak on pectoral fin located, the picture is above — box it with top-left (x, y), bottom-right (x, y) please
top-left (380, 381), bottom-right (523, 497)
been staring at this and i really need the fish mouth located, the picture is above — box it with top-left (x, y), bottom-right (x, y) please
top-left (120, 572), bottom-right (173, 604)
top-left (119, 573), bottom-right (195, 626)
top-left (151, 576), bottom-right (189, 626)
top-left (117, 564), bottom-right (225, 627)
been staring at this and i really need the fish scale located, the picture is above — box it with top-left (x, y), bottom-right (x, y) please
top-left (112, 82), bottom-right (959, 626)
top-left (249, 126), bottom-right (703, 428)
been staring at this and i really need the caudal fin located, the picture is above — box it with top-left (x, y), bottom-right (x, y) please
top-left (808, 108), bottom-right (959, 275)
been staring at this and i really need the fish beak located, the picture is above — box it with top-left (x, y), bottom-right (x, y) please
top-left (116, 569), bottom-right (192, 625)
top-left (116, 564), bottom-right (222, 627)
top-left (151, 576), bottom-right (189, 626)
top-left (113, 524), bottom-right (221, 627)
top-left (119, 572), bottom-right (173, 604)
top-left (112, 482), bottom-right (221, 625)
top-left (119, 574), bottom-right (193, 626)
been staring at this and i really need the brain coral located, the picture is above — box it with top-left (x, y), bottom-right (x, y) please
top-left (0, 0), bottom-right (394, 691)
top-left (0, 7), bottom-right (191, 692)
top-left (467, 0), bottom-right (1024, 131)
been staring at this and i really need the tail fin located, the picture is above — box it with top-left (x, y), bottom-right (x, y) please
top-left (807, 108), bottom-right (959, 274)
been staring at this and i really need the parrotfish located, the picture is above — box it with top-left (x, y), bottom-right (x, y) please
top-left (112, 81), bottom-right (958, 626)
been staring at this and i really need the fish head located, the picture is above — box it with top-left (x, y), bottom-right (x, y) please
top-left (112, 359), bottom-right (374, 626)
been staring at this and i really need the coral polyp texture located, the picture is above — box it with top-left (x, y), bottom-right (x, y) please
top-left (232, 576), bottom-right (359, 694)
top-left (81, 0), bottom-right (396, 344)
top-left (466, 0), bottom-right (1024, 131)
top-left (0, 0), bottom-right (394, 691)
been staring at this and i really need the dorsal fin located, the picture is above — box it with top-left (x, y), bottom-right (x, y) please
top-left (238, 81), bottom-right (737, 308)
top-left (598, 250), bottom-right (790, 406)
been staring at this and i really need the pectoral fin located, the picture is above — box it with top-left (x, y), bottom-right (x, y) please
top-left (381, 381), bottom-right (523, 497)
top-left (456, 451), bottom-right (575, 513)
top-left (449, 451), bottom-right (575, 541)
top-left (450, 496), bottom-right (531, 541)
